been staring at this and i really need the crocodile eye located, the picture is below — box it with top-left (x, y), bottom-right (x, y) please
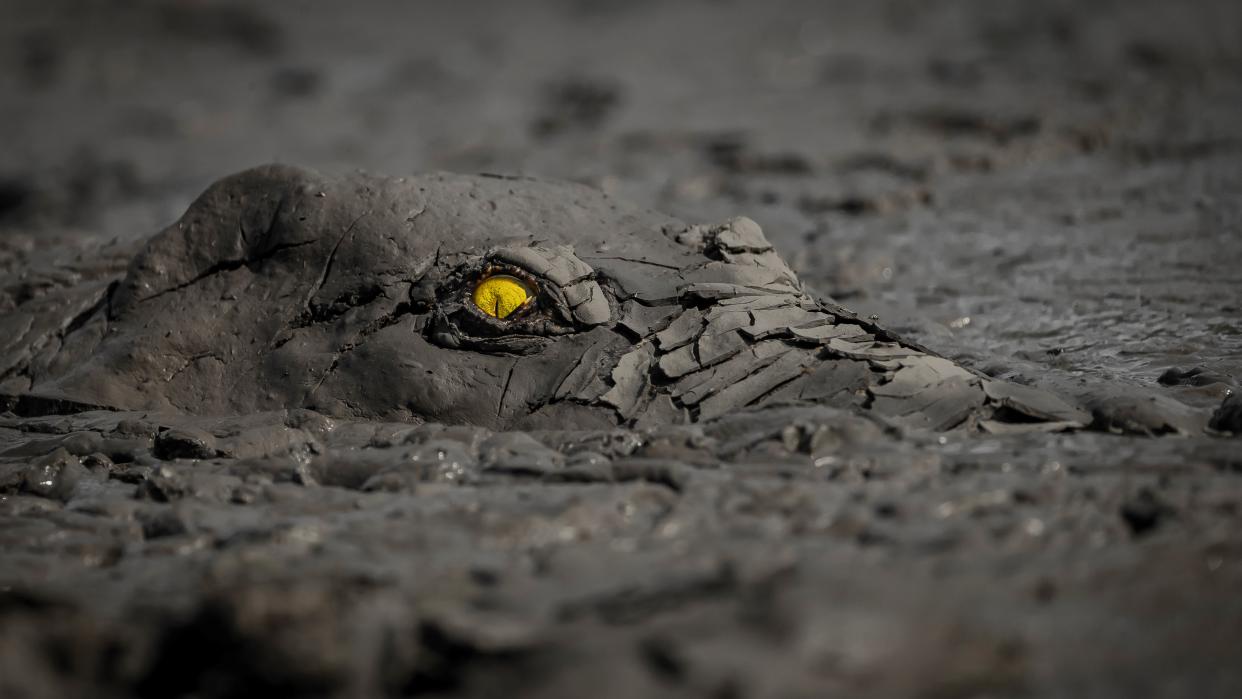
top-left (472, 274), bottom-right (534, 319)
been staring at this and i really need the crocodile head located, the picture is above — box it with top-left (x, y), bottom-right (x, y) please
top-left (14, 164), bottom-right (1089, 432)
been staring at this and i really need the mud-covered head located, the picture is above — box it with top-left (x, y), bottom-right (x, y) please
top-left (16, 165), bottom-right (779, 427)
top-left (23, 164), bottom-right (1090, 432)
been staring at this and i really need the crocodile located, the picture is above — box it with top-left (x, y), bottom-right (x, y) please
top-left (2, 164), bottom-right (1209, 435)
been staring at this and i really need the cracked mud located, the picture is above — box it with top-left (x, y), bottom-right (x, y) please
top-left (2, 1), bottom-right (1242, 698)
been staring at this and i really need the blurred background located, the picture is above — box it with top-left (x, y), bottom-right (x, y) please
top-left (2, 0), bottom-right (1241, 400)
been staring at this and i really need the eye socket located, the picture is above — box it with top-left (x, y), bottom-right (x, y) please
top-left (471, 274), bottom-right (534, 319)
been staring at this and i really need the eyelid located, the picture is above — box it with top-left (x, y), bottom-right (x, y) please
top-left (487, 247), bottom-right (592, 288)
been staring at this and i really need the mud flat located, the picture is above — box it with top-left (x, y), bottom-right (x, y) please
top-left (2, 1), bottom-right (1241, 697)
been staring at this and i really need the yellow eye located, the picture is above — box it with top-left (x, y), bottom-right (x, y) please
top-left (472, 275), bottom-right (533, 319)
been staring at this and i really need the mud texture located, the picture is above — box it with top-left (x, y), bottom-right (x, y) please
top-left (2, 1), bottom-right (1242, 698)
top-left (5, 164), bottom-right (1104, 434)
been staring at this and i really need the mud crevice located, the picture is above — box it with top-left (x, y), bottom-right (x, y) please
top-left (302, 210), bottom-right (371, 316)
top-left (61, 281), bottom-right (116, 340)
top-left (134, 239), bottom-right (319, 305)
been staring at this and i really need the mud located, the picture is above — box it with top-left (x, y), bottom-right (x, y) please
top-left (2, 1), bottom-right (1241, 698)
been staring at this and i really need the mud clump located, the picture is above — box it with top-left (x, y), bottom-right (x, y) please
top-left (1209, 393), bottom-right (1242, 435)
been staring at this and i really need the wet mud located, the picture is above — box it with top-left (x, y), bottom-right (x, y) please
top-left (2, 1), bottom-right (1241, 697)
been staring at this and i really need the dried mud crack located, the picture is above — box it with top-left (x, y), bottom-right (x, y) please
top-left (3, 1), bottom-right (1242, 698)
